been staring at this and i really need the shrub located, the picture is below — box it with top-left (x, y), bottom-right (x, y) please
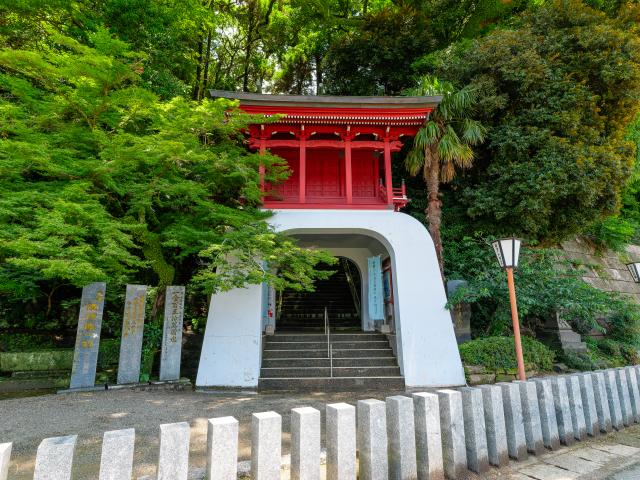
top-left (459, 336), bottom-right (555, 372)
top-left (561, 351), bottom-right (608, 371)
top-left (0, 333), bottom-right (57, 352)
top-left (563, 337), bottom-right (639, 370)
top-left (97, 339), bottom-right (120, 370)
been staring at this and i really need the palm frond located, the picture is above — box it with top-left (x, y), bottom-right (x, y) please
top-left (462, 118), bottom-right (486, 145)
top-left (440, 161), bottom-right (456, 183)
top-left (438, 126), bottom-right (462, 162)
top-left (404, 148), bottom-right (424, 176)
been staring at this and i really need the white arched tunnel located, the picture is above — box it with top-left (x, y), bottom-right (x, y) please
top-left (196, 209), bottom-right (465, 388)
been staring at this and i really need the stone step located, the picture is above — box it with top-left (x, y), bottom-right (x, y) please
top-left (260, 366), bottom-right (402, 378)
top-left (258, 376), bottom-right (405, 392)
top-left (262, 348), bottom-right (395, 359)
top-left (263, 340), bottom-right (390, 350)
top-left (260, 357), bottom-right (398, 368)
top-left (265, 333), bottom-right (387, 342)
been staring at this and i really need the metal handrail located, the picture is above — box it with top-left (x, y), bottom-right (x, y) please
top-left (330, 344), bottom-right (333, 378)
top-left (325, 306), bottom-right (330, 358)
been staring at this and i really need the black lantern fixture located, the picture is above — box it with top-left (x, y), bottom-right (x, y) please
top-left (627, 262), bottom-right (640, 283)
top-left (491, 237), bottom-right (522, 269)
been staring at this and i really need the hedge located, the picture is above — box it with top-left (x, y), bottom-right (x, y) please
top-left (459, 336), bottom-right (555, 372)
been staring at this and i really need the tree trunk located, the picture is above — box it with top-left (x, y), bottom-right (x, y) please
top-left (202, 30), bottom-right (212, 98)
top-left (192, 36), bottom-right (204, 100)
top-left (425, 153), bottom-right (445, 279)
top-left (315, 52), bottom-right (323, 95)
top-left (243, 3), bottom-right (255, 92)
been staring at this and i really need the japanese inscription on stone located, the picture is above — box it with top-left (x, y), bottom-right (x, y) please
top-left (117, 284), bottom-right (148, 384)
top-left (159, 286), bottom-right (185, 381)
top-left (70, 282), bottom-right (106, 389)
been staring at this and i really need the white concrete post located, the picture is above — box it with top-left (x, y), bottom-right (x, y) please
top-left (436, 389), bottom-right (467, 479)
top-left (357, 400), bottom-right (388, 480)
top-left (550, 376), bottom-right (574, 445)
top-left (33, 435), bottom-right (77, 480)
top-left (532, 378), bottom-right (560, 450)
top-left (615, 368), bottom-right (633, 427)
top-left (603, 369), bottom-right (624, 430)
top-left (624, 366), bottom-right (640, 423)
top-left (292, 407), bottom-right (321, 480)
top-left (591, 371), bottom-right (613, 433)
top-left (157, 422), bottom-right (190, 480)
top-left (386, 396), bottom-right (417, 480)
top-left (478, 385), bottom-right (508, 467)
top-left (0, 443), bottom-right (11, 480)
top-left (460, 387), bottom-right (489, 473)
top-left (565, 375), bottom-right (587, 440)
top-left (497, 382), bottom-right (527, 460)
top-left (577, 373), bottom-right (599, 437)
top-left (413, 393), bottom-right (444, 480)
top-left (326, 403), bottom-right (356, 480)
top-left (98, 429), bottom-right (135, 480)
top-left (207, 417), bottom-right (239, 480)
top-left (251, 412), bottom-right (282, 480)
top-left (513, 381), bottom-right (544, 455)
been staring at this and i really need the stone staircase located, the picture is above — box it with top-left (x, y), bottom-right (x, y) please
top-left (277, 259), bottom-right (361, 332)
top-left (258, 332), bottom-right (405, 391)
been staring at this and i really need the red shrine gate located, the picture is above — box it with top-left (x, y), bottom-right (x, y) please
top-left (211, 91), bottom-right (435, 211)
top-left (197, 91), bottom-right (465, 391)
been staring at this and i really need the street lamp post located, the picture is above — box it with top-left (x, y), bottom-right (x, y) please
top-left (492, 238), bottom-right (526, 381)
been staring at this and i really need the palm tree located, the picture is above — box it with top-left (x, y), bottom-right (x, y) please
top-left (405, 76), bottom-right (486, 276)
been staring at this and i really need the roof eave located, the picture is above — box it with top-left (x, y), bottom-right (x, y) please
top-left (209, 89), bottom-right (442, 110)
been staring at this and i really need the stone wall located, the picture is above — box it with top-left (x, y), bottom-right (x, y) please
top-left (561, 238), bottom-right (640, 303)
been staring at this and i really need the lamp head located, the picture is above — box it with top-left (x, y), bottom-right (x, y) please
top-left (492, 237), bottom-right (521, 269)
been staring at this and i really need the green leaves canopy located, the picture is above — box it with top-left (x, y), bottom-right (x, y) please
top-left (0, 29), bottom-right (332, 314)
top-left (421, 0), bottom-right (640, 242)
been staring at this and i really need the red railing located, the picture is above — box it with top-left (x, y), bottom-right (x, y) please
top-left (379, 180), bottom-right (410, 211)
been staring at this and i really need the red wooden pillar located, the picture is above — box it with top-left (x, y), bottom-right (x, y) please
top-left (383, 137), bottom-right (393, 205)
top-left (345, 129), bottom-right (353, 204)
top-left (299, 126), bottom-right (306, 203)
top-left (259, 125), bottom-right (266, 193)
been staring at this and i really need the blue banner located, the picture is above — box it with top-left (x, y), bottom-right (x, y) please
top-left (368, 256), bottom-right (384, 320)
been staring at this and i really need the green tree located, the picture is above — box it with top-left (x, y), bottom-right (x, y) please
top-left (0, 29), bottom-right (333, 327)
top-left (418, 0), bottom-right (640, 243)
top-left (405, 76), bottom-right (486, 275)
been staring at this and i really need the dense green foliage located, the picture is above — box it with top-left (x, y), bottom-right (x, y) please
top-left (560, 336), bottom-right (640, 371)
top-left (445, 231), bottom-right (640, 341)
top-left (416, 1), bottom-right (640, 242)
top-left (2, 0), bottom-right (640, 368)
top-left (459, 336), bottom-right (555, 372)
top-left (0, 27), bottom-right (332, 330)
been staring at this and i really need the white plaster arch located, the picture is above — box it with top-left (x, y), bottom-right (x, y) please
top-left (196, 209), bottom-right (465, 388)
top-left (269, 210), bottom-right (465, 387)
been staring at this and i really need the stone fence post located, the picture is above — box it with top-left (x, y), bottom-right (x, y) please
top-left (98, 429), bottom-right (135, 480)
top-left (157, 422), bottom-right (190, 480)
top-left (0, 443), bottom-right (11, 480)
top-left (291, 407), bottom-right (320, 480)
top-left (207, 417), bottom-right (238, 480)
top-left (33, 435), bottom-right (77, 480)
top-left (251, 412), bottom-right (281, 480)
top-left (326, 403), bottom-right (356, 480)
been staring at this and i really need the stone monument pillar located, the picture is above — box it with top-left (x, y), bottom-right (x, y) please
top-left (117, 285), bottom-right (148, 384)
top-left (69, 282), bottom-right (107, 389)
top-left (159, 286), bottom-right (186, 381)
